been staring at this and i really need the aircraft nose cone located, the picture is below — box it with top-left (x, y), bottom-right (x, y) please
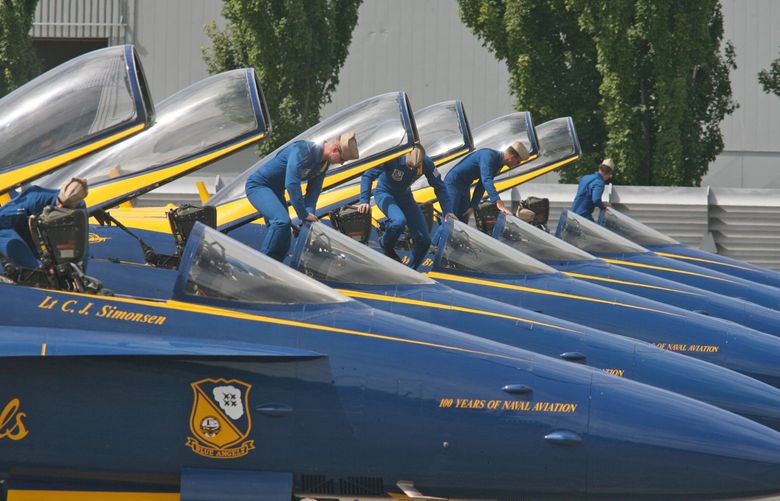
top-left (587, 374), bottom-right (780, 499)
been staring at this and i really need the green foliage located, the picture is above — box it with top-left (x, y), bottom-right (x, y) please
top-left (758, 47), bottom-right (780, 97)
top-left (203, 0), bottom-right (362, 154)
top-left (0, 0), bottom-right (40, 98)
top-left (458, 0), bottom-right (737, 186)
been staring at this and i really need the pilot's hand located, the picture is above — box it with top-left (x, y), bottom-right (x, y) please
top-left (304, 213), bottom-right (319, 222)
top-left (496, 199), bottom-right (512, 215)
top-left (357, 203), bottom-right (370, 214)
top-left (444, 212), bottom-right (457, 221)
top-left (603, 202), bottom-right (611, 209)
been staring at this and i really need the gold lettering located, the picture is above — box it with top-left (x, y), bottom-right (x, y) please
top-left (439, 398), bottom-right (453, 408)
top-left (603, 368), bottom-right (625, 377)
top-left (0, 399), bottom-right (29, 441)
top-left (96, 305), bottom-right (113, 318)
top-left (78, 303), bottom-right (93, 315)
top-left (61, 300), bottom-right (77, 313)
top-left (37, 296), bottom-right (57, 310)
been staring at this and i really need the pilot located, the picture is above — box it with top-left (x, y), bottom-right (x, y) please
top-left (0, 177), bottom-right (88, 258)
top-left (571, 158), bottom-right (614, 221)
top-left (444, 140), bottom-right (530, 223)
top-left (357, 145), bottom-right (455, 268)
top-left (246, 133), bottom-right (359, 261)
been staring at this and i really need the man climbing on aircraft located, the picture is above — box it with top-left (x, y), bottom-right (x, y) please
top-left (443, 140), bottom-right (530, 223)
top-left (571, 158), bottom-right (614, 221)
top-left (357, 145), bottom-right (455, 268)
top-left (0, 177), bottom-right (88, 263)
top-left (246, 132), bottom-right (359, 261)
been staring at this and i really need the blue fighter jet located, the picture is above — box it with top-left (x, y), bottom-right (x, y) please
top-left (9, 219), bottom-right (780, 499)
top-left (556, 209), bottom-right (780, 310)
top-left (599, 205), bottom-right (780, 288)
top-left (490, 211), bottom-right (780, 337)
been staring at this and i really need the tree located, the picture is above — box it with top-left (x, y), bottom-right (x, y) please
top-left (758, 48), bottom-right (780, 97)
top-left (458, 0), bottom-right (737, 186)
top-left (0, 0), bottom-right (40, 98)
top-left (203, 0), bottom-right (362, 153)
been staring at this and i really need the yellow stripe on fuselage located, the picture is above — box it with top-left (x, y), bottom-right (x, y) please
top-left (655, 251), bottom-right (757, 272)
top-left (8, 491), bottom-right (177, 501)
top-left (563, 272), bottom-right (702, 295)
top-left (602, 258), bottom-right (742, 284)
top-left (337, 289), bottom-right (580, 333)
top-left (25, 287), bottom-right (527, 363)
top-left (426, 272), bottom-right (681, 317)
top-left (86, 132), bottom-right (266, 208)
top-left (0, 124), bottom-right (146, 194)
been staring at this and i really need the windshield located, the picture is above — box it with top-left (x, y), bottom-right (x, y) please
top-left (497, 214), bottom-right (594, 262)
top-left (556, 210), bottom-right (648, 255)
top-left (415, 101), bottom-right (471, 161)
top-left (295, 222), bottom-right (434, 285)
top-left (0, 45), bottom-right (148, 184)
top-left (494, 117), bottom-right (578, 183)
top-left (437, 219), bottom-right (556, 275)
top-left (209, 92), bottom-right (411, 208)
top-left (178, 223), bottom-right (348, 305)
top-left (600, 208), bottom-right (678, 246)
top-left (38, 69), bottom-right (263, 206)
top-left (410, 111), bottom-right (536, 191)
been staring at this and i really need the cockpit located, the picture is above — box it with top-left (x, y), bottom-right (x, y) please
top-left (599, 208), bottom-right (679, 246)
top-left (175, 223), bottom-right (349, 305)
top-left (290, 222), bottom-right (434, 286)
top-left (494, 213), bottom-right (595, 263)
top-left (434, 219), bottom-right (557, 276)
top-left (556, 210), bottom-right (649, 255)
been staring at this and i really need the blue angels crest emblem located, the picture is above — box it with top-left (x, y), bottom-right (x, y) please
top-left (186, 378), bottom-right (254, 459)
top-left (391, 169), bottom-right (404, 182)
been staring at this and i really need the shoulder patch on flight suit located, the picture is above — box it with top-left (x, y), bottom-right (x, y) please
top-left (392, 169), bottom-right (404, 181)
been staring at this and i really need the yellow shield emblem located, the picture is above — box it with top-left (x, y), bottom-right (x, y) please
top-left (185, 378), bottom-right (255, 459)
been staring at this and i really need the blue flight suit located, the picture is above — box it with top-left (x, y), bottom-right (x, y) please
top-left (0, 186), bottom-right (85, 267)
top-left (444, 148), bottom-right (503, 222)
top-left (360, 155), bottom-right (451, 269)
top-left (246, 140), bottom-right (328, 261)
top-left (571, 171), bottom-right (606, 221)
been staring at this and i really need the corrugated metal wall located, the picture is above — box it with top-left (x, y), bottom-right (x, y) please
top-left (33, 0), bottom-right (129, 42)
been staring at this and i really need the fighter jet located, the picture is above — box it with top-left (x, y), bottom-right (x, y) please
top-left (556, 208), bottom-right (780, 310)
top-left (6, 218), bottom-right (780, 499)
top-left (490, 210), bottom-right (780, 337)
top-left (0, 45), bottom-right (154, 193)
top-left (599, 205), bottom-right (780, 288)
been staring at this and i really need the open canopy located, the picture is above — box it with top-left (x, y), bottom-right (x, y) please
top-left (38, 69), bottom-right (269, 212)
top-left (556, 209), bottom-right (648, 255)
top-left (312, 100), bottom-right (474, 216)
top-left (209, 92), bottom-right (418, 231)
top-left (433, 218), bottom-right (556, 276)
top-left (494, 213), bottom-right (594, 263)
top-left (290, 221), bottom-right (434, 286)
top-left (410, 111), bottom-right (539, 194)
top-left (0, 45), bottom-right (153, 192)
top-left (173, 222), bottom-right (348, 306)
top-left (599, 207), bottom-right (679, 246)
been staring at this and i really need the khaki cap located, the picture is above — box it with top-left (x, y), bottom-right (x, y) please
top-left (600, 158), bottom-right (615, 172)
top-left (516, 208), bottom-right (536, 222)
top-left (58, 177), bottom-right (88, 208)
top-left (507, 140), bottom-right (530, 162)
top-left (406, 145), bottom-right (425, 169)
top-left (338, 132), bottom-right (359, 161)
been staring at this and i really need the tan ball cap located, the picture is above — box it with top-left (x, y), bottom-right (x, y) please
top-left (406, 146), bottom-right (425, 169)
top-left (338, 132), bottom-right (359, 161)
top-left (600, 158), bottom-right (615, 172)
top-left (58, 177), bottom-right (88, 208)
top-left (516, 208), bottom-right (536, 223)
top-left (507, 140), bottom-right (530, 162)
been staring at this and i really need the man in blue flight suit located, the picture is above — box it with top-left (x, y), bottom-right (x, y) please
top-left (444, 140), bottom-right (530, 223)
top-left (246, 132), bottom-right (359, 261)
top-left (0, 177), bottom-right (88, 266)
top-left (357, 146), bottom-right (455, 268)
top-left (571, 158), bottom-right (614, 221)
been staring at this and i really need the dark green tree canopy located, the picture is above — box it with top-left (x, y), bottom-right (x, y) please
top-left (458, 0), bottom-right (737, 186)
top-left (758, 47), bottom-right (780, 97)
top-left (204, 0), bottom-right (362, 153)
top-left (0, 0), bottom-right (40, 98)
